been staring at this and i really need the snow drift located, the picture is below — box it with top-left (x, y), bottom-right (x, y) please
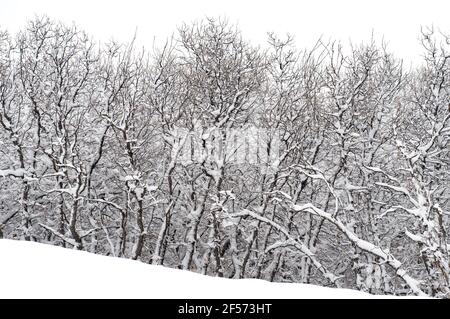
top-left (0, 239), bottom-right (383, 299)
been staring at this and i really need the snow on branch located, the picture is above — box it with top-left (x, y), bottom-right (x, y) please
top-left (38, 223), bottom-right (78, 247)
top-left (291, 203), bottom-right (426, 296)
top-left (229, 209), bottom-right (341, 285)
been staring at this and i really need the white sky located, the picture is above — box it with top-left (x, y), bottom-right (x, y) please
top-left (1, 0), bottom-right (449, 65)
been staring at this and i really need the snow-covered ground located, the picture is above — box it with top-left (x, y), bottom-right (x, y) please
top-left (0, 239), bottom-right (399, 299)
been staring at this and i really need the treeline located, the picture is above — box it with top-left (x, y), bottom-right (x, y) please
top-left (0, 17), bottom-right (449, 297)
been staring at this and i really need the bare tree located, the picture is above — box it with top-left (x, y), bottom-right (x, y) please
top-left (1, 17), bottom-right (449, 297)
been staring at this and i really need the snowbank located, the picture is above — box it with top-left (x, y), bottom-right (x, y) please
top-left (0, 239), bottom-right (391, 299)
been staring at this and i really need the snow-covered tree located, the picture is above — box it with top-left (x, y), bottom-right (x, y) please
top-left (1, 17), bottom-right (448, 298)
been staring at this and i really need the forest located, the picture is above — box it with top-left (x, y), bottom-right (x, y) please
top-left (0, 17), bottom-right (449, 298)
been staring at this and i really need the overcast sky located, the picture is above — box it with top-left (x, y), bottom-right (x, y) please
top-left (1, 0), bottom-right (449, 65)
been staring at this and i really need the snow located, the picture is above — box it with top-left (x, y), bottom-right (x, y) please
top-left (291, 203), bottom-right (427, 296)
top-left (0, 168), bottom-right (27, 178)
top-left (146, 185), bottom-right (158, 192)
top-left (0, 239), bottom-right (398, 299)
